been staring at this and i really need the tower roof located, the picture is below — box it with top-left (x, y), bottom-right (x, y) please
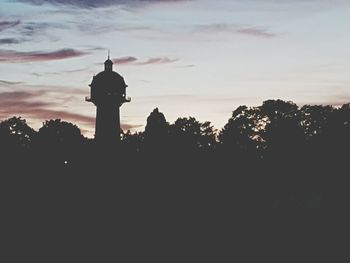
top-left (104, 51), bottom-right (113, 71)
top-left (91, 70), bottom-right (126, 88)
top-left (104, 59), bottom-right (113, 70)
top-left (90, 54), bottom-right (127, 90)
top-left (104, 58), bottom-right (113, 66)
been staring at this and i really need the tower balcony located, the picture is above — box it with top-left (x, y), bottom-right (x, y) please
top-left (124, 96), bottom-right (131, 103)
top-left (86, 94), bottom-right (131, 105)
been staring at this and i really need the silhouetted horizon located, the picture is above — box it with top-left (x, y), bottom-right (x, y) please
top-left (2, 98), bottom-right (350, 139)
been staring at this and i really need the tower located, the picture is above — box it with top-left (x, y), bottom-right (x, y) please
top-left (86, 55), bottom-right (130, 145)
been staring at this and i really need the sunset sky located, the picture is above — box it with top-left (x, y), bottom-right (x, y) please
top-left (1, 0), bottom-right (350, 137)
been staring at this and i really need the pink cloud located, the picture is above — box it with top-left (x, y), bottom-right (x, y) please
top-left (137, 57), bottom-right (179, 65)
top-left (0, 48), bottom-right (89, 63)
top-left (0, 90), bottom-right (141, 134)
top-left (112, 56), bottom-right (179, 66)
top-left (113, 56), bottom-right (138, 64)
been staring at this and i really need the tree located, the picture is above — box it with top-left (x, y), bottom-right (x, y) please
top-left (35, 119), bottom-right (85, 165)
top-left (299, 105), bottom-right (334, 163)
top-left (37, 119), bottom-right (83, 144)
top-left (218, 105), bottom-right (259, 159)
top-left (322, 103), bottom-right (350, 157)
top-left (300, 105), bottom-right (334, 140)
top-left (198, 121), bottom-right (217, 152)
top-left (169, 117), bottom-right (217, 153)
top-left (121, 130), bottom-right (144, 154)
top-left (143, 108), bottom-right (169, 153)
top-left (258, 100), bottom-right (304, 160)
top-left (0, 116), bottom-right (36, 152)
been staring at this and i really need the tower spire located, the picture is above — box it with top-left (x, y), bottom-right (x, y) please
top-left (108, 49), bottom-right (110, 60)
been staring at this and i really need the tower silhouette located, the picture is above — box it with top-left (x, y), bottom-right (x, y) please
top-left (86, 55), bottom-right (130, 145)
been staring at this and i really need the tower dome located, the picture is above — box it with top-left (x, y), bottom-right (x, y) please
top-left (88, 57), bottom-right (129, 106)
top-left (91, 70), bottom-right (127, 99)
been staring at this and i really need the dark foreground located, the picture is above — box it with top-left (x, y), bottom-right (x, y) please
top-left (2, 151), bottom-right (347, 263)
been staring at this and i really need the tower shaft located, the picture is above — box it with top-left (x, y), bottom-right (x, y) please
top-left (95, 104), bottom-right (120, 144)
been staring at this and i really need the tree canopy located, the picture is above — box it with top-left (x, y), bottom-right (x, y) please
top-left (1, 100), bottom-right (349, 163)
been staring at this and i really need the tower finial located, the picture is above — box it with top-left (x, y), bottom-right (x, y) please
top-left (108, 49), bottom-right (110, 60)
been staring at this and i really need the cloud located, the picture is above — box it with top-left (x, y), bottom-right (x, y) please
top-left (0, 20), bottom-right (21, 32)
top-left (0, 91), bottom-right (52, 116)
top-left (113, 56), bottom-right (138, 64)
top-left (87, 46), bottom-right (106, 51)
top-left (138, 57), bottom-right (179, 65)
top-left (0, 21), bottom-right (61, 45)
top-left (121, 123), bottom-right (143, 131)
top-left (0, 80), bottom-right (88, 96)
top-left (0, 20), bottom-right (67, 45)
top-left (62, 67), bottom-right (89, 73)
top-left (75, 21), bottom-right (159, 36)
top-left (0, 90), bottom-right (93, 125)
top-left (0, 38), bottom-right (21, 45)
top-left (0, 48), bottom-right (89, 63)
top-left (18, 0), bottom-right (187, 8)
top-left (194, 24), bottom-right (276, 38)
top-left (0, 79), bottom-right (23, 86)
top-left (237, 27), bottom-right (276, 38)
top-left (0, 90), bottom-right (141, 135)
top-left (112, 56), bottom-right (179, 65)
top-left (112, 26), bottom-right (156, 33)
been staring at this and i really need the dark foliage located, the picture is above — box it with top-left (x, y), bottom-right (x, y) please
top-left (1, 100), bottom-right (348, 261)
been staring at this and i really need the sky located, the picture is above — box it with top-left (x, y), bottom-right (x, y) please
top-left (1, 0), bottom-right (350, 137)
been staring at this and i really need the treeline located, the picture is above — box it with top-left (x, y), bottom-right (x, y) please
top-left (1, 99), bottom-right (348, 260)
top-left (1, 99), bottom-right (350, 164)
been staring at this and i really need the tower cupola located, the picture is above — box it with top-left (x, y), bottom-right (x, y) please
top-left (104, 57), bottom-right (113, 71)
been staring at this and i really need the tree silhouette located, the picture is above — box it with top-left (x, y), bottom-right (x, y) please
top-left (300, 105), bottom-right (334, 140)
top-left (258, 100), bottom-right (304, 161)
top-left (338, 103), bottom-right (350, 145)
top-left (143, 108), bottom-right (169, 153)
top-left (0, 117), bottom-right (36, 166)
top-left (169, 117), bottom-right (216, 154)
top-left (318, 103), bottom-right (350, 166)
top-left (299, 104), bottom-right (334, 164)
top-left (121, 130), bottom-right (143, 154)
top-left (218, 105), bottom-right (259, 161)
top-left (0, 116), bottom-right (36, 150)
top-left (198, 121), bottom-right (217, 152)
top-left (34, 119), bottom-right (85, 166)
